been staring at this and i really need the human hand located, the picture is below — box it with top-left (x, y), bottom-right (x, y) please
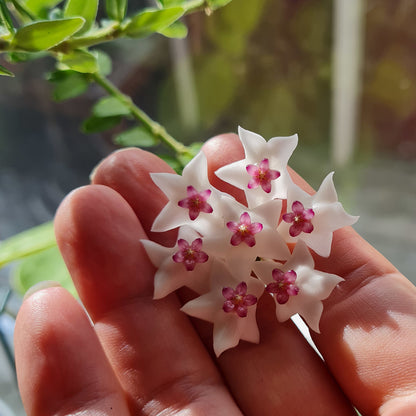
top-left (14, 134), bottom-right (416, 415)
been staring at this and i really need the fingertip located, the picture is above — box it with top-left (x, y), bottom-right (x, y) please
top-left (203, 133), bottom-right (246, 200)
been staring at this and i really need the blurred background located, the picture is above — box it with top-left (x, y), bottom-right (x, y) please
top-left (0, 0), bottom-right (415, 413)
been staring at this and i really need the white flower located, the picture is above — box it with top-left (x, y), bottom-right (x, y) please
top-left (215, 126), bottom-right (298, 208)
top-left (141, 226), bottom-right (212, 299)
top-left (252, 241), bottom-right (343, 332)
top-left (277, 172), bottom-right (359, 257)
top-left (203, 194), bottom-right (290, 278)
top-left (181, 260), bottom-right (264, 356)
top-left (151, 151), bottom-right (223, 233)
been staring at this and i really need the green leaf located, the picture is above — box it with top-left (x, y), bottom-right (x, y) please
top-left (158, 0), bottom-right (203, 11)
top-left (48, 69), bottom-right (90, 100)
top-left (82, 115), bottom-right (121, 133)
top-left (58, 49), bottom-right (98, 73)
top-left (0, 0), bottom-right (14, 33)
top-left (0, 221), bottom-right (56, 268)
top-left (207, 0), bottom-right (232, 10)
top-left (158, 0), bottom-right (185, 6)
top-left (93, 96), bottom-right (131, 117)
top-left (158, 20), bottom-right (188, 38)
top-left (64, 0), bottom-right (98, 34)
top-left (114, 126), bottom-right (159, 147)
top-left (125, 7), bottom-right (185, 38)
top-left (6, 51), bottom-right (46, 62)
top-left (96, 49), bottom-right (112, 76)
top-left (0, 64), bottom-right (14, 76)
top-left (12, 246), bottom-right (77, 297)
top-left (105, 0), bottom-right (127, 22)
top-left (25, 0), bottom-right (63, 18)
top-left (12, 18), bottom-right (85, 51)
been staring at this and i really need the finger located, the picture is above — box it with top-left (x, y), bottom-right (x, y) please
top-left (92, 145), bottom-right (356, 415)
top-left (55, 184), bottom-right (242, 415)
top-left (14, 287), bottom-right (130, 415)
top-left (206, 134), bottom-right (416, 415)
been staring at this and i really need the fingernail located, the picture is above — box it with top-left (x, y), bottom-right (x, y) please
top-left (23, 281), bottom-right (62, 301)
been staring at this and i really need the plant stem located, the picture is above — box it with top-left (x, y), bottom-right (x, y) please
top-left (91, 72), bottom-right (192, 157)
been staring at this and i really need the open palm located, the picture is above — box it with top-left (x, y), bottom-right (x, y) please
top-left (14, 134), bottom-right (416, 415)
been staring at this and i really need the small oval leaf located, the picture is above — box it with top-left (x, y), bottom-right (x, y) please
top-left (58, 49), bottom-right (98, 73)
top-left (12, 17), bottom-right (85, 51)
top-left (114, 126), bottom-right (159, 147)
top-left (158, 21), bottom-right (188, 39)
top-left (12, 246), bottom-right (77, 297)
top-left (0, 64), bottom-right (14, 77)
top-left (47, 69), bottom-right (90, 101)
top-left (0, 221), bottom-right (56, 267)
top-left (105, 0), bottom-right (127, 22)
top-left (64, 0), bottom-right (98, 34)
top-left (82, 115), bottom-right (121, 133)
top-left (25, 0), bottom-right (63, 18)
top-left (93, 96), bottom-right (131, 117)
top-left (125, 7), bottom-right (185, 38)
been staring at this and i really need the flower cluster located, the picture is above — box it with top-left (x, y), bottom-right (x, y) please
top-left (142, 127), bottom-right (358, 356)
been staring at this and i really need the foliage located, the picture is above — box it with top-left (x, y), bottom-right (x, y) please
top-left (0, 0), bottom-right (233, 296)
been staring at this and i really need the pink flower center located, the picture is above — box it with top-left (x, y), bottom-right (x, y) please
top-left (222, 281), bottom-right (258, 317)
top-left (178, 185), bottom-right (213, 220)
top-left (226, 212), bottom-right (263, 247)
top-left (246, 158), bottom-right (280, 193)
top-left (172, 238), bottom-right (209, 271)
top-left (282, 201), bottom-right (315, 237)
top-left (266, 269), bottom-right (299, 304)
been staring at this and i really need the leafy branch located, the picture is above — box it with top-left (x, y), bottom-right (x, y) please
top-left (0, 0), bottom-right (233, 294)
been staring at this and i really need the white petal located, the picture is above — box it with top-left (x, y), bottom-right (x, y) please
top-left (150, 172), bottom-right (186, 200)
top-left (151, 203), bottom-right (188, 232)
top-left (214, 159), bottom-right (249, 195)
top-left (313, 202), bottom-right (359, 231)
top-left (267, 134), bottom-right (298, 162)
top-left (314, 172), bottom-right (338, 204)
top-left (182, 150), bottom-right (211, 187)
top-left (253, 242), bottom-right (343, 332)
top-left (141, 239), bottom-right (171, 267)
top-left (238, 126), bottom-right (266, 160)
top-left (181, 260), bottom-right (262, 356)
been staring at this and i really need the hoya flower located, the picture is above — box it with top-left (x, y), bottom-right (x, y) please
top-left (215, 126), bottom-right (298, 207)
top-left (226, 212), bottom-right (263, 247)
top-left (172, 238), bottom-right (208, 271)
top-left (151, 151), bottom-right (223, 233)
top-left (177, 186), bottom-right (213, 220)
top-left (222, 282), bottom-right (258, 317)
top-left (265, 269), bottom-right (299, 304)
top-left (204, 194), bottom-right (290, 278)
top-left (253, 241), bottom-right (344, 332)
top-left (141, 226), bottom-right (212, 299)
top-left (181, 259), bottom-right (264, 356)
top-left (246, 158), bottom-right (280, 193)
top-left (277, 172), bottom-right (359, 257)
top-left (282, 201), bottom-right (315, 237)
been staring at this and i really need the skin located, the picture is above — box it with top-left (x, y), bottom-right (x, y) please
top-left (14, 133), bottom-right (416, 416)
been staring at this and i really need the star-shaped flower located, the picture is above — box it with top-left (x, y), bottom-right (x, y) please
top-left (172, 237), bottom-right (208, 271)
top-left (282, 201), bottom-right (315, 237)
top-left (226, 212), bottom-right (263, 247)
top-left (141, 226), bottom-right (212, 299)
top-left (277, 172), bottom-right (359, 257)
top-left (181, 259), bottom-right (264, 356)
top-left (265, 269), bottom-right (299, 304)
top-left (253, 241), bottom-right (343, 332)
top-left (203, 194), bottom-right (290, 278)
top-left (151, 151), bottom-right (223, 233)
top-left (215, 126), bottom-right (298, 208)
